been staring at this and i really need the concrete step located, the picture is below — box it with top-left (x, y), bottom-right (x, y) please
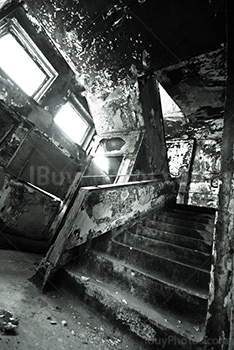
top-left (87, 250), bottom-right (208, 323)
top-left (105, 238), bottom-right (210, 293)
top-left (150, 214), bottom-right (213, 233)
top-left (129, 225), bottom-right (212, 254)
top-left (56, 267), bottom-right (205, 345)
top-left (143, 219), bottom-right (212, 244)
top-left (113, 231), bottom-right (211, 271)
top-left (172, 204), bottom-right (216, 214)
top-left (166, 204), bottom-right (216, 220)
top-left (158, 209), bottom-right (215, 225)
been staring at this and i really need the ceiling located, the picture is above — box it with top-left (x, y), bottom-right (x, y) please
top-left (3, 0), bottom-right (228, 127)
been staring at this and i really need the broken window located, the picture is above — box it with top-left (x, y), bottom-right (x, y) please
top-left (54, 97), bottom-right (94, 148)
top-left (0, 18), bottom-right (58, 101)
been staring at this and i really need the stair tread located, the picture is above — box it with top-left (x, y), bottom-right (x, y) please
top-left (166, 207), bottom-right (216, 219)
top-left (162, 211), bottom-right (214, 224)
top-left (123, 231), bottom-right (211, 256)
top-left (113, 233), bottom-right (211, 272)
top-left (172, 203), bottom-right (216, 213)
top-left (146, 218), bottom-right (212, 235)
top-left (65, 266), bottom-right (205, 342)
top-left (141, 219), bottom-right (213, 244)
top-left (150, 215), bottom-right (213, 232)
top-left (131, 227), bottom-right (212, 251)
top-left (92, 249), bottom-right (209, 299)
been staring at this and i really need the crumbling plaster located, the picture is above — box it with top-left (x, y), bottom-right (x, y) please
top-left (37, 178), bottom-right (177, 285)
top-left (22, 0), bottom-right (225, 140)
top-left (1, 1), bottom-right (226, 198)
top-left (0, 1), bottom-right (226, 240)
top-left (21, 0), bottom-right (226, 208)
top-left (0, 170), bottom-right (61, 250)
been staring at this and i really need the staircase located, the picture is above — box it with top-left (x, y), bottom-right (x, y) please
top-left (54, 204), bottom-right (216, 347)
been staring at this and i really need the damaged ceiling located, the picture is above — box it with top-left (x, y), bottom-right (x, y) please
top-left (18, 0), bottom-right (227, 126)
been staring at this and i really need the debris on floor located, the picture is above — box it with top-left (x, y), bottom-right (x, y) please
top-left (0, 309), bottom-right (18, 333)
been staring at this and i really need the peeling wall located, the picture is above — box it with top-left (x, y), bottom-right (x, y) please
top-left (42, 179), bottom-right (178, 276)
top-left (0, 5), bottom-right (87, 160)
top-left (0, 5), bottom-right (90, 202)
top-left (166, 139), bottom-right (221, 208)
top-left (155, 48), bottom-right (226, 122)
top-left (155, 50), bottom-right (225, 208)
top-left (85, 79), bottom-right (144, 135)
top-left (0, 3), bottom-right (92, 251)
top-left (0, 170), bottom-right (61, 252)
top-left (187, 140), bottom-right (221, 208)
top-left (17, 0), bottom-right (225, 190)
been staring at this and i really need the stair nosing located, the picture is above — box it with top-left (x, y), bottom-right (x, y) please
top-left (149, 216), bottom-right (214, 232)
top-left (65, 268), bottom-right (205, 343)
top-left (145, 218), bottom-right (213, 237)
top-left (92, 249), bottom-right (209, 299)
top-left (128, 227), bottom-right (213, 249)
top-left (112, 238), bottom-right (211, 273)
top-left (116, 231), bottom-right (211, 258)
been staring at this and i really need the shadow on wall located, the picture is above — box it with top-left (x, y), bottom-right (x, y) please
top-left (0, 169), bottom-right (61, 253)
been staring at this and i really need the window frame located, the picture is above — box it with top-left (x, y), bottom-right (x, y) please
top-left (55, 94), bottom-right (95, 150)
top-left (0, 17), bottom-right (58, 102)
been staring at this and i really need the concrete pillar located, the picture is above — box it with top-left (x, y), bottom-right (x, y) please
top-left (205, 3), bottom-right (234, 348)
top-left (138, 74), bottom-right (170, 178)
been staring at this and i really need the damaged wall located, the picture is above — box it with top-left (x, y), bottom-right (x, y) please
top-left (205, 8), bottom-right (234, 345)
top-left (0, 0), bottom-right (227, 253)
top-left (19, 0), bottom-right (225, 187)
top-left (154, 48), bottom-right (226, 208)
top-left (187, 140), bottom-right (221, 208)
top-left (0, 4), bottom-right (91, 249)
top-left (0, 168), bottom-right (61, 252)
top-left (0, 5), bottom-right (88, 160)
top-left (38, 178), bottom-right (178, 283)
top-left (166, 139), bottom-right (221, 208)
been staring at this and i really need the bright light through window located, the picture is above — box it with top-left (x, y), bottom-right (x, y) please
top-left (158, 83), bottom-right (184, 118)
top-left (54, 102), bottom-right (90, 145)
top-left (0, 33), bottom-right (47, 96)
top-left (93, 156), bottom-right (109, 173)
top-left (93, 146), bottom-right (109, 173)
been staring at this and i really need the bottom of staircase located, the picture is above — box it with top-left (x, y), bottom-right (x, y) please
top-left (52, 203), bottom-right (215, 349)
top-left (54, 263), bottom-right (206, 349)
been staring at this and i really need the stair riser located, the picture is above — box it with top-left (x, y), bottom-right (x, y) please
top-left (114, 233), bottom-right (211, 271)
top-left (145, 222), bottom-right (212, 243)
top-left (56, 269), bottom-right (197, 347)
top-left (168, 207), bottom-right (215, 219)
top-left (89, 253), bottom-right (207, 322)
top-left (130, 226), bottom-right (212, 254)
top-left (150, 216), bottom-right (213, 233)
top-left (164, 210), bottom-right (214, 224)
top-left (108, 241), bottom-right (210, 292)
top-left (170, 203), bottom-right (216, 212)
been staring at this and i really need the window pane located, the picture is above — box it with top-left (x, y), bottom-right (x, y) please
top-left (0, 33), bottom-right (46, 96)
top-left (54, 102), bottom-right (90, 145)
top-left (158, 83), bottom-right (184, 118)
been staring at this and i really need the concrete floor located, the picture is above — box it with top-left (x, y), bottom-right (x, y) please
top-left (0, 250), bottom-right (149, 350)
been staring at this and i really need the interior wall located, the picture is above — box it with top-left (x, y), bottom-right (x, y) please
top-left (166, 139), bottom-right (221, 208)
top-left (0, 169), bottom-right (61, 252)
top-left (0, 4), bottom-right (91, 248)
top-left (155, 50), bottom-right (225, 208)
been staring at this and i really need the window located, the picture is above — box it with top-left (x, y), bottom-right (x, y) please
top-left (158, 83), bottom-right (184, 118)
top-left (0, 18), bottom-right (58, 101)
top-left (54, 97), bottom-right (94, 147)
